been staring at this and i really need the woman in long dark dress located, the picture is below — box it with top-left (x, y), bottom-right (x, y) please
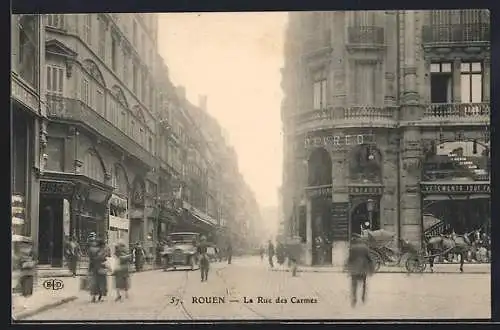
top-left (113, 242), bottom-right (131, 301)
top-left (88, 238), bottom-right (108, 302)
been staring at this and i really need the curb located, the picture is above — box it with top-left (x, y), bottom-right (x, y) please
top-left (13, 296), bottom-right (78, 321)
top-left (37, 267), bottom-right (160, 278)
top-left (271, 268), bottom-right (490, 274)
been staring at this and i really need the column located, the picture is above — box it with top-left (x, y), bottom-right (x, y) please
top-left (483, 58), bottom-right (490, 103)
top-left (402, 11), bottom-right (419, 116)
top-left (452, 58), bottom-right (461, 103)
top-left (305, 197), bottom-right (312, 266)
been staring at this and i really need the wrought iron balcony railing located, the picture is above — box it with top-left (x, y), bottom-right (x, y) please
top-left (296, 106), bottom-right (396, 124)
top-left (422, 23), bottom-right (490, 45)
top-left (423, 103), bottom-right (490, 119)
top-left (46, 95), bottom-right (157, 167)
top-left (347, 26), bottom-right (384, 46)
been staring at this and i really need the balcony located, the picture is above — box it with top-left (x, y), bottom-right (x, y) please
top-left (422, 103), bottom-right (489, 125)
top-left (422, 24), bottom-right (490, 47)
top-left (295, 106), bottom-right (397, 133)
top-left (46, 95), bottom-right (157, 168)
top-left (346, 26), bottom-right (385, 50)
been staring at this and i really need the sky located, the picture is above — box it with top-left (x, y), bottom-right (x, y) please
top-left (157, 13), bottom-right (288, 208)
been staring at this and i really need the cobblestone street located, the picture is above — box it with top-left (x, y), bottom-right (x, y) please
top-left (24, 257), bottom-right (490, 320)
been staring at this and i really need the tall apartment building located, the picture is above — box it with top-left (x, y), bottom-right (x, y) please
top-left (281, 10), bottom-right (490, 266)
top-left (12, 13), bottom-right (257, 268)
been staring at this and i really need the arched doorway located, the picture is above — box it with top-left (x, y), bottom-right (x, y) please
top-left (307, 148), bottom-right (333, 265)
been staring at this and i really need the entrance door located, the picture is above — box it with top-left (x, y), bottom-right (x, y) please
top-left (350, 198), bottom-right (381, 237)
top-left (311, 197), bottom-right (332, 265)
top-left (38, 197), bottom-right (64, 267)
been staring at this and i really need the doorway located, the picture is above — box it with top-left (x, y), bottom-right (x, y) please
top-left (350, 198), bottom-right (381, 237)
top-left (38, 197), bottom-right (64, 267)
top-left (311, 196), bottom-right (332, 265)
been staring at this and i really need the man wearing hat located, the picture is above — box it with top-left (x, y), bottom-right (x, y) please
top-left (345, 236), bottom-right (375, 307)
top-left (197, 235), bottom-right (210, 282)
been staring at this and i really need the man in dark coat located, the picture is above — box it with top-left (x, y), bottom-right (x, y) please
top-left (64, 235), bottom-right (80, 277)
top-left (132, 242), bottom-right (145, 272)
top-left (226, 241), bottom-right (233, 265)
top-left (267, 240), bottom-right (275, 268)
top-left (88, 238), bottom-right (108, 302)
top-left (345, 236), bottom-right (375, 307)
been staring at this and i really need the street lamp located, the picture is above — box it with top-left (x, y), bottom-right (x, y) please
top-left (366, 198), bottom-right (374, 229)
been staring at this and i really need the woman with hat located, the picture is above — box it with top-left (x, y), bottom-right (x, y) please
top-left (88, 237), bottom-right (108, 302)
top-left (113, 241), bottom-right (132, 301)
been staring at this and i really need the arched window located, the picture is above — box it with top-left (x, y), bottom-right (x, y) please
top-left (83, 149), bottom-right (105, 182)
top-left (307, 148), bottom-right (332, 186)
top-left (82, 59), bottom-right (106, 117)
top-left (349, 144), bottom-right (382, 182)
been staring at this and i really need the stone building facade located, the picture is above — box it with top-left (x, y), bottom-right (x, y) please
top-left (281, 10), bottom-right (490, 266)
top-left (15, 13), bottom-right (257, 267)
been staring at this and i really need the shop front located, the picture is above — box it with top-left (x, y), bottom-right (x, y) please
top-left (129, 178), bottom-right (146, 245)
top-left (108, 194), bottom-right (129, 253)
top-left (37, 172), bottom-right (113, 267)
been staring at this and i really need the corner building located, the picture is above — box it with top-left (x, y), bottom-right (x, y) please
top-left (281, 10), bottom-right (490, 266)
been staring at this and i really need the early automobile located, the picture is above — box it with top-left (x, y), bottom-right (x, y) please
top-left (161, 232), bottom-right (200, 271)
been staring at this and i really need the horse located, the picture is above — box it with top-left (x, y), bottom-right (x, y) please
top-left (425, 231), bottom-right (473, 273)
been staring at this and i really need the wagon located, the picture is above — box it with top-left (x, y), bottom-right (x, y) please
top-left (355, 229), bottom-right (426, 273)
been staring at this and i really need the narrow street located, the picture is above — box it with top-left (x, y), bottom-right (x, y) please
top-left (26, 257), bottom-right (490, 320)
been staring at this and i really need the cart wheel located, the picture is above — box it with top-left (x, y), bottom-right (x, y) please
top-left (369, 250), bottom-right (382, 272)
top-left (405, 254), bottom-right (426, 273)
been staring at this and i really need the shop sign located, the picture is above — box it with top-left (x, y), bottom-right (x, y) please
top-left (40, 181), bottom-right (74, 195)
top-left (109, 215), bottom-right (129, 230)
top-left (421, 183), bottom-right (490, 194)
top-left (304, 134), bottom-right (373, 148)
top-left (306, 185), bottom-right (333, 197)
top-left (348, 186), bottom-right (383, 195)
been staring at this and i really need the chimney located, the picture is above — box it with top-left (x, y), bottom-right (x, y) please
top-left (198, 95), bottom-right (207, 111)
top-left (176, 85), bottom-right (186, 100)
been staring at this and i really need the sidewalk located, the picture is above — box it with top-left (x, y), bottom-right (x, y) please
top-left (12, 276), bottom-right (80, 321)
top-left (36, 262), bottom-right (159, 278)
top-left (270, 262), bottom-right (491, 274)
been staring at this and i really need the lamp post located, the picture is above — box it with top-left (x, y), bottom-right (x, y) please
top-left (366, 198), bottom-right (374, 229)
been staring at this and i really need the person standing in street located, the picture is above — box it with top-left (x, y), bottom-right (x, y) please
top-left (132, 242), bottom-right (145, 272)
top-left (226, 241), bottom-right (233, 265)
top-left (88, 238), bottom-right (109, 303)
top-left (17, 241), bottom-right (36, 308)
top-left (64, 235), bottom-right (80, 277)
top-left (113, 242), bottom-right (131, 301)
top-left (267, 240), bottom-right (275, 268)
top-left (344, 236), bottom-right (375, 307)
top-left (197, 236), bottom-right (210, 282)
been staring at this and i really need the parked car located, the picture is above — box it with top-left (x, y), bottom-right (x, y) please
top-left (161, 232), bottom-right (200, 271)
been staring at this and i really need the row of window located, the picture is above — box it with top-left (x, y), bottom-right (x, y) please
top-left (311, 60), bottom-right (487, 109)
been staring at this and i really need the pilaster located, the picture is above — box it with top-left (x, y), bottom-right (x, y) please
top-left (305, 197), bottom-right (312, 266)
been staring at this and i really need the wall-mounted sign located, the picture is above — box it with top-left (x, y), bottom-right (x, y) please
top-left (331, 202), bottom-right (349, 240)
top-left (40, 181), bottom-right (75, 195)
top-left (421, 183), bottom-right (490, 194)
top-left (305, 185), bottom-right (333, 197)
top-left (304, 133), bottom-right (374, 148)
top-left (348, 186), bottom-right (383, 195)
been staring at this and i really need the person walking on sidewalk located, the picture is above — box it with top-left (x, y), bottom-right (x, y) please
top-left (344, 236), bottom-right (375, 307)
top-left (88, 238), bottom-right (108, 303)
top-left (226, 241), bottom-right (233, 265)
top-left (113, 242), bottom-right (132, 301)
top-left (267, 240), bottom-right (275, 268)
top-left (197, 236), bottom-right (210, 282)
top-left (64, 235), bottom-right (80, 277)
top-left (132, 242), bottom-right (145, 272)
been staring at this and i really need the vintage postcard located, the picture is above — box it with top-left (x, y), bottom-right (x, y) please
top-left (11, 10), bottom-right (490, 321)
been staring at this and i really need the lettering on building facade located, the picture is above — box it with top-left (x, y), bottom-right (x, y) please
top-left (304, 133), bottom-right (374, 148)
top-left (348, 186), bottom-right (384, 195)
top-left (420, 183), bottom-right (490, 194)
top-left (40, 181), bottom-right (75, 195)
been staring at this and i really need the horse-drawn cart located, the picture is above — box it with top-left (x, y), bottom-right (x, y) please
top-left (356, 229), bottom-right (426, 273)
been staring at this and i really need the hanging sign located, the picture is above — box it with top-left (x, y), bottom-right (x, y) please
top-left (421, 183), bottom-right (490, 194)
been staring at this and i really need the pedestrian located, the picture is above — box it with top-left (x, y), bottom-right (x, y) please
top-left (226, 241), bottom-right (233, 265)
top-left (88, 238), bottom-right (108, 303)
top-left (64, 235), bottom-right (80, 277)
top-left (132, 242), bottom-right (145, 272)
top-left (17, 241), bottom-right (36, 308)
top-left (267, 240), bottom-right (275, 268)
top-left (113, 242), bottom-right (132, 301)
top-left (197, 235), bottom-right (210, 282)
top-left (344, 236), bottom-right (375, 307)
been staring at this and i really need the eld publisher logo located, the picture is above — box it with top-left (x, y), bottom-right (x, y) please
top-left (43, 279), bottom-right (64, 290)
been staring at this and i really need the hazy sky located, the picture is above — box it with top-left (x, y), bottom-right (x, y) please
top-left (158, 13), bottom-right (287, 208)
